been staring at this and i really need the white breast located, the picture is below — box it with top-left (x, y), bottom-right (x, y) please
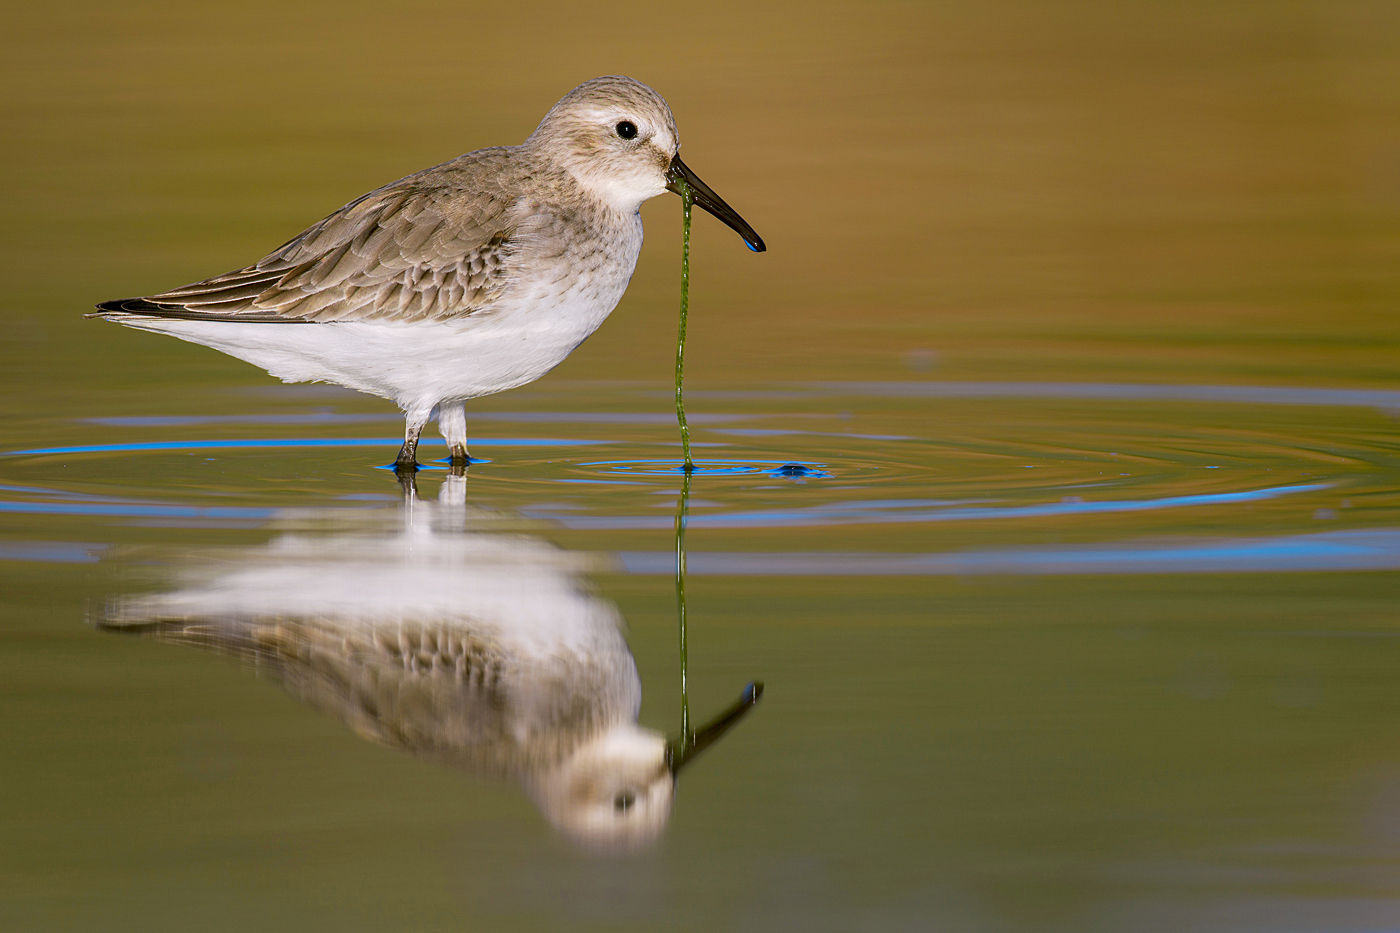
top-left (114, 212), bottom-right (643, 416)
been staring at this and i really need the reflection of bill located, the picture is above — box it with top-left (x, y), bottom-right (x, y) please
top-left (96, 474), bottom-right (760, 852)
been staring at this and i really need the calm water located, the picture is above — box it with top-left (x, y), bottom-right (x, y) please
top-left (5, 1), bottom-right (1400, 930)
top-left (3, 383), bottom-right (1398, 931)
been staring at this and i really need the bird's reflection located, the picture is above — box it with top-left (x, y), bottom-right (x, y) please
top-left (97, 471), bottom-right (760, 852)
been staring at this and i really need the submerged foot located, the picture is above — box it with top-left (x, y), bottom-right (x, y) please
top-left (448, 443), bottom-right (471, 471)
top-left (395, 438), bottom-right (420, 473)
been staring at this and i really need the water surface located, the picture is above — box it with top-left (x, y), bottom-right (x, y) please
top-left (4, 1), bottom-right (1400, 930)
top-left (2, 381), bottom-right (1398, 931)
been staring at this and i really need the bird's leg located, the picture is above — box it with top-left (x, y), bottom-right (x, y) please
top-left (438, 402), bottom-right (471, 470)
top-left (396, 410), bottom-right (430, 473)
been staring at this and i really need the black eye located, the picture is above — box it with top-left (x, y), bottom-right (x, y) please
top-left (615, 121), bottom-right (638, 140)
top-left (613, 790), bottom-right (637, 812)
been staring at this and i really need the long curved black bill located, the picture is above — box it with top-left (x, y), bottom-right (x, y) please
top-left (666, 681), bottom-right (765, 775)
top-left (666, 154), bottom-right (766, 253)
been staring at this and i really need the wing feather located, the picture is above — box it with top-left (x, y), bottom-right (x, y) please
top-left (94, 161), bottom-right (521, 324)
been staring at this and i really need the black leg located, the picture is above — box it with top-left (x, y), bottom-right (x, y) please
top-left (396, 414), bottom-right (428, 472)
top-left (394, 438), bottom-right (420, 472)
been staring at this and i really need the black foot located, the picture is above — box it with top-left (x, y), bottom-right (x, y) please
top-left (433, 455), bottom-right (490, 466)
top-left (394, 439), bottom-right (420, 474)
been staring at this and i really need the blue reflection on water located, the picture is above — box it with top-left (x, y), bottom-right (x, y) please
top-left (532, 483), bottom-right (1329, 530)
top-left (83, 412), bottom-right (765, 427)
top-left (7, 438), bottom-right (608, 456)
top-left (615, 529), bottom-right (1400, 576)
top-left (0, 541), bottom-right (107, 563)
top-left (579, 459), bottom-right (833, 478)
top-left (770, 463), bottom-right (833, 478)
top-left (712, 429), bottom-right (916, 441)
top-left (0, 501), bottom-right (276, 518)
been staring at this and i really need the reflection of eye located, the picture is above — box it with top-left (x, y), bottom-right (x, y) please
top-left (615, 121), bottom-right (638, 140)
top-left (613, 790), bottom-right (637, 811)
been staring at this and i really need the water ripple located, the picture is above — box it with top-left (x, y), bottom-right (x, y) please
top-left (527, 483), bottom-right (1329, 530)
top-left (615, 528), bottom-right (1400, 576)
top-left (7, 437), bottom-right (607, 456)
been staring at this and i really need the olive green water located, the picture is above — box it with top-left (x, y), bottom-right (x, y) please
top-left (4, 2), bottom-right (1400, 931)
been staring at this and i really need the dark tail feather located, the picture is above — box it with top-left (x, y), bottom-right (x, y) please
top-left (88, 296), bottom-right (305, 323)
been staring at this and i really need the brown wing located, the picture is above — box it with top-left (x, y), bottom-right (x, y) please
top-left (95, 167), bottom-right (519, 324)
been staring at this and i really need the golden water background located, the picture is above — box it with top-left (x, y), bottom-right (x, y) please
top-left (2, 2), bottom-right (1400, 930)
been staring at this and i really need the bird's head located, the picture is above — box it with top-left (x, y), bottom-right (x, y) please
top-left (527, 724), bottom-right (675, 854)
top-left (530, 75), bottom-right (764, 251)
top-left (526, 681), bottom-right (764, 852)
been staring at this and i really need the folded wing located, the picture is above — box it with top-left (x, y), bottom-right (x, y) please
top-left (95, 168), bottom-right (519, 324)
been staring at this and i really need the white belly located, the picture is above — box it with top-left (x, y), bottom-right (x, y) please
top-left (114, 288), bottom-right (620, 416)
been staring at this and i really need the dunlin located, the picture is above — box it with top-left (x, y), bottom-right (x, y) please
top-left (92, 76), bottom-right (765, 470)
top-left (97, 475), bottom-right (762, 851)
